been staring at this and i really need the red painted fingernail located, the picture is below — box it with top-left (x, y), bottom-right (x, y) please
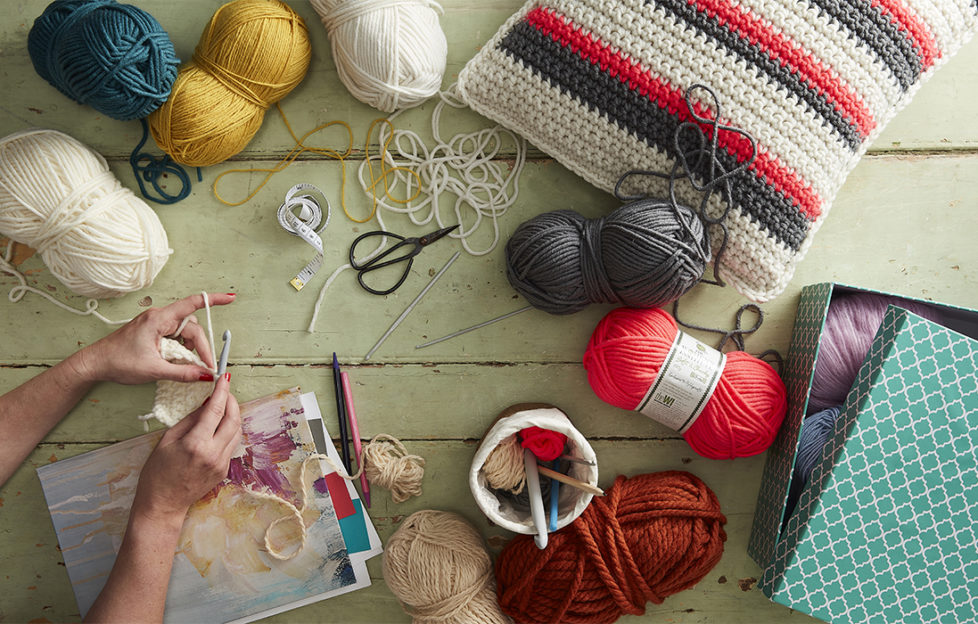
top-left (225, 372), bottom-right (231, 382)
top-left (226, 293), bottom-right (236, 297)
top-left (198, 373), bottom-right (214, 382)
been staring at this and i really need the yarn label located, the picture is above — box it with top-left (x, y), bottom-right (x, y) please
top-left (636, 331), bottom-right (726, 433)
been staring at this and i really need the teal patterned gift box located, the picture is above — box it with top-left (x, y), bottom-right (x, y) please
top-left (748, 283), bottom-right (978, 624)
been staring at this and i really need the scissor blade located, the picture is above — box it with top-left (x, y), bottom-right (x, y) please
top-left (418, 224), bottom-right (460, 246)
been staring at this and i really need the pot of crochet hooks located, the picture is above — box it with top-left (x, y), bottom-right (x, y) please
top-left (469, 403), bottom-right (598, 536)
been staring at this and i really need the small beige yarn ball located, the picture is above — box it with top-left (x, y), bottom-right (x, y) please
top-left (382, 510), bottom-right (511, 624)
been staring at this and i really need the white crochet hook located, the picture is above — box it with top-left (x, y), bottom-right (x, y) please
top-left (215, 330), bottom-right (231, 377)
top-left (524, 448), bottom-right (549, 549)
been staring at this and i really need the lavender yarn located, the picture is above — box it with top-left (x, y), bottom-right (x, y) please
top-left (783, 406), bottom-right (842, 525)
top-left (504, 200), bottom-right (707, 315)
top-left (809, 294), bottom-right (943, 413)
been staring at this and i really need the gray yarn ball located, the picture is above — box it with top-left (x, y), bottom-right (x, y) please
top-left (505, 200), bottom-right (708, 315)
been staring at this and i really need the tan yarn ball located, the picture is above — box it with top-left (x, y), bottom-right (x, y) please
top-left (148, 0), bottom-right (312, 167)
top-left (383, 511), bottom-right (512, 624)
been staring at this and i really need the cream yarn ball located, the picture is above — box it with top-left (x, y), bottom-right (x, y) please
top-left (383, 510), bottom-right (512, 624)
top-left (311, 0), bottom-right (448, 112)
top-left (0, 129), bottom-right (171, 298)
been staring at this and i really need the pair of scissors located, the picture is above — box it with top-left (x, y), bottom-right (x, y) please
top-left (349, 225), bottom-right (459, 295)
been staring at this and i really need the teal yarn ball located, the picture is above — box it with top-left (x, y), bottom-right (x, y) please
top-left (28, 0), bottom-right (179, 121)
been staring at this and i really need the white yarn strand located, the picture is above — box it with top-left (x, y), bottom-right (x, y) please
top-left (311, 0), bottom-right (448, 113)
top-left (0, 129), bottom-right (172, 319)
top-left (357, 86), bottom-right (527, 257)
top-left (305, 87), bottom-right (526, 333)
top-left (1, 240), bottom-right (128, 325)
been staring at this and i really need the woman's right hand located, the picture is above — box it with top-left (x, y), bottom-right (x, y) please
top-left (130, 373), bottom-right (242, 528)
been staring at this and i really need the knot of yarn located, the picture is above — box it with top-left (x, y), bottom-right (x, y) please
top-left (28, 0), bottom-right (179, 121)
top-left (482, 433), bottom-right (526, 493)
top-left (0, 129), bottom-right (171, 298)
top-left (148, 0), bottom-right (311, 167)
top-left (506, 200), bottom-right (707, 315)
top-left (496, 472), bottom-right (727, 624)
top-left (311, 0), bottom-right (448, 112)
top-left (519, 426), bottom-right (566, 462)
top-left (362, 434), bottom-right (425, 503)
top-left (383, 510), bottom-right (511, 624)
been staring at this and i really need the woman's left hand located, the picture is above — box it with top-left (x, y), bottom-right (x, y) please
top-left (72, 292), bottom-right (236, 385)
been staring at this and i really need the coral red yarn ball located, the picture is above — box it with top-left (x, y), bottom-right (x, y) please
top-left (495, 471), bottom-right (726, 623)
top-left (519, 426), bottom-right (567, 461)
top-left (582, 307), bottom-right (787, 459)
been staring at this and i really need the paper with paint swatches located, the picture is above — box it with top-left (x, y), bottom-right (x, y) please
top-left (36, 387), bottom-right (382, 624)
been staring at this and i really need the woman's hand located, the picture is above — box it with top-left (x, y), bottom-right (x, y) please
top-left (130, 374), bottom-right (242, 526)
top-left (73, 292), bottom-right (236, 385)
top-left (84, 375), bottom-right (242, 623)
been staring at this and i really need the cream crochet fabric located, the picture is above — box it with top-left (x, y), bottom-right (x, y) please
top-left (458, 0), bottom-right (978, 301)
top-left (140, 337), bottom-right (214, 427)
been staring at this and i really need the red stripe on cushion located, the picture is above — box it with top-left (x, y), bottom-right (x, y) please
top-left (525, 7), bottom-right (823, 220)
top-left (870, 0), bottom-right (940, 67)
top-left (688, 0), bottom-right (876, 139)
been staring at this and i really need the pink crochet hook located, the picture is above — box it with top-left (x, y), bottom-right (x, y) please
top-left (341, 371), bottom-right (370, 508)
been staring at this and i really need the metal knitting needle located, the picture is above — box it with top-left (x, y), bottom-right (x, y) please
top-left (414, 305), bottom-right (532, 349)
top-left (364, 251), bottom-right (461, 361)
top-left (559, 454), bottom-right (597, 466)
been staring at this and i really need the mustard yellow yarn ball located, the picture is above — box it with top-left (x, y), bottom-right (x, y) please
top-left (148, 0), bottom-right (311, 167)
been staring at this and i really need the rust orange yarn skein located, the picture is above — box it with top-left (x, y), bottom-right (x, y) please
top-left (495, 471), bottom-right (726, 624)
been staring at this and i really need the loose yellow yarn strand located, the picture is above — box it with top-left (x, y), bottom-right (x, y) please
top-left (212, 104), bottom-right (354, 207)
top-left (350, 118), bottom-right (422, 224)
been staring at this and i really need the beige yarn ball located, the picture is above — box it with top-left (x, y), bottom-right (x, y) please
top-left (0, 129), bottom-right (171, 298)
top-left (311, 0), bottom-right (447, 112)
top-left (383, 510), bottom-right (512, 624)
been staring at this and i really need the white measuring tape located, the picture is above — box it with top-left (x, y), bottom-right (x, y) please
top-left (278, 184), bottom-right (331, 291)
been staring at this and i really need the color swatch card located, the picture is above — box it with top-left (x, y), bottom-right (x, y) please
top-left (299, 391), bottom-right (383, 561)
top-left (37, 387), bottom-right (375, 623)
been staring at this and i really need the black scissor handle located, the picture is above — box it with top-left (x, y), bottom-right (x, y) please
top-left (349, 231), bottom-right (419, 295)
top-left (350, 231), bottom-right (407, 269)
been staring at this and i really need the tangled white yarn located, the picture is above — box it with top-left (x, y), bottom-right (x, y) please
top-left (0, 129), bottom-right (172, 301)
top-left (306, 86), bottom-right (526, 333)
top-left (311, 0), bottom-right (448, 113)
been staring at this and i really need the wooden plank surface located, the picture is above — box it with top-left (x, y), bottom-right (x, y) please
top-left (2, 0), bottom-right (977, 623)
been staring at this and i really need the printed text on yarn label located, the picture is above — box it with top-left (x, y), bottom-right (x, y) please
top-left (636, 331), bottom-right (726, 433)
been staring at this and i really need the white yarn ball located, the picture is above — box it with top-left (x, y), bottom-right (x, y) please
top-left (0, 129), bottom-right (172, 298)
top-left (312, 0), bottom-right (448, 113)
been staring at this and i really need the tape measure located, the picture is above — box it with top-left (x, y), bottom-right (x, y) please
top-left (278, 184), bottom-right (331, 291)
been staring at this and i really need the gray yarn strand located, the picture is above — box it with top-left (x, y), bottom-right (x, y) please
top-left (505, 200), bottom-right (708, 315)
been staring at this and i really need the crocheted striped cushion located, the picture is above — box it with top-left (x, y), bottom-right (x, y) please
top-left (458, 0), bottom-right (978, 302)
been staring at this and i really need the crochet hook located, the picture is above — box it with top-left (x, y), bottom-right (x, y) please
top-left (536, 465), bottom-right (604, 497)
top-left (216, 330), bottom-right (231, 377)
top-left (524, 448), bottom-right (549, 550)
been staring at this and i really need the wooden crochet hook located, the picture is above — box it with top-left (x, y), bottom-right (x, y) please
top-left (537, 465), bottom-right (604, 497)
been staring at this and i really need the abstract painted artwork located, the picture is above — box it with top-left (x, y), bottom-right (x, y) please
top-left (37, 387), bottom-right (374, 623)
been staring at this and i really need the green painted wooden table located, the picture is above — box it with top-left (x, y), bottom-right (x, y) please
top-left (2, 1), bottom-right (977, 622)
